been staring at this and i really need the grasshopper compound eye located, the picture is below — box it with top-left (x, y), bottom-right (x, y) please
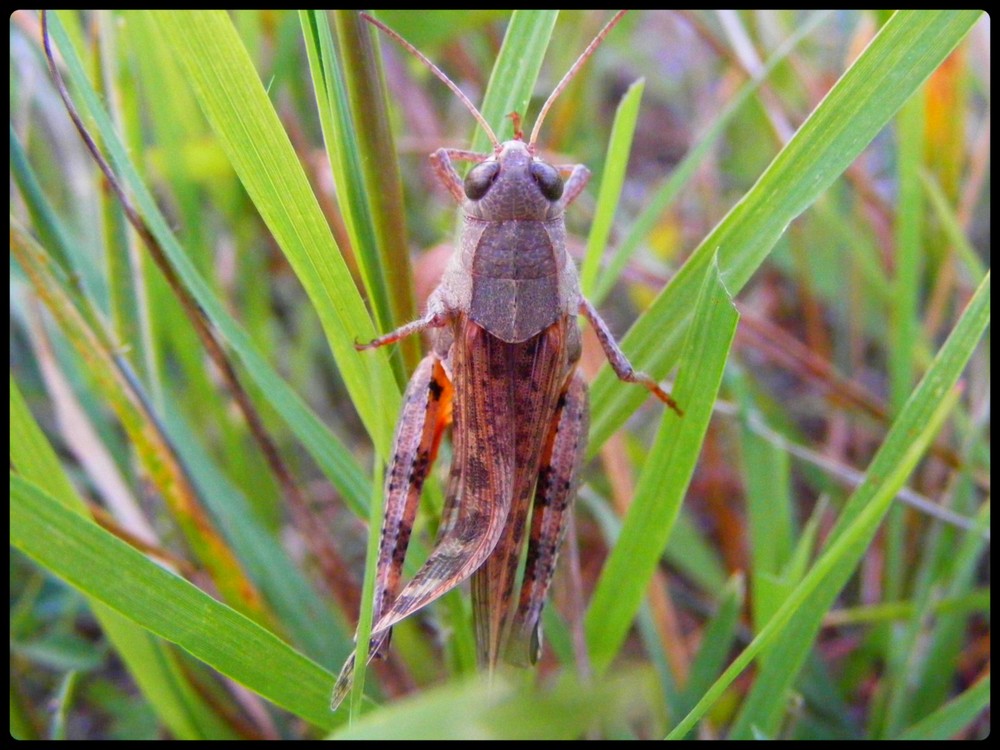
top-left (530, 162), bottom-right (563, 201)
top-left (463, 161), bottom-right (501, 201)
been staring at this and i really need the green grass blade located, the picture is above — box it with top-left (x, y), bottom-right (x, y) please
top-left (581, 488), bottom-right (728, 600)
top-left (163, 409), bottom-right (349, 667)
top-left (10, 473), bottom-right (340, 732)
top-left (591, 10), bottom-right (832, 307)
top-left (12, 220), bottom-right (268, 624)
top-left (10, 377), bottom-right (237, 739)
top-left (671, 271), bottom-right (989, 739)
top-left (330, 668), bottom-right (657, 740)
top-left (880, 498), bottom-right (991, 736)
top-left (580, 77), bottom-right (644, 297)
top-left (881, 99), bottom-right (927, 676)
top-left (739, 416), bottom-right (794, 634)
top-left (676, 573), bottom-right (744, 728)
top-left (10, 374), bottom-right (79, 509)
top-left (889, 89), bottom-right (925, 414)
top-left (9, 125), bottom-right (79, 283)
top-left (44, 12), bottom-right (371, 512)
top-left (473, 10), bottom-right (559, 151)
top-left (300, 10), bottom-right (415, 378)
top-left (151, 10), bottom-right (399, 455)
top-left (897, 674), bottom-right (990, 740)
top-left (334, 11), bottom-right (416, 352)
top-left (588, 10), bottom-right (984, 453)
top-left (662, 511), bottom-right (728, 594)
top-left (347, 455), bottom-right (386, 720)
top-left (825, 588), bottom-right (989, 628)
top-left (920, 167), bottom-right (987, 283)
top-left (585, 258), bottom-right (738, 672)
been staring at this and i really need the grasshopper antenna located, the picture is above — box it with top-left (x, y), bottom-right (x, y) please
top-left (528, 10), bottom-right (627, 149)
top-left (361, 12), bottom-right (501, 151)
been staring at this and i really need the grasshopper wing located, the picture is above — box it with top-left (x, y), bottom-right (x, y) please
top-left (370, 318), bottom-right (516, 635)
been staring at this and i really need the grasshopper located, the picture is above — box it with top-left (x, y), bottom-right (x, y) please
top-left (332, 10), bottom-right (679, 708)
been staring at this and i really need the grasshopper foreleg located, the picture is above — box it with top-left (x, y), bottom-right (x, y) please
top-left (557, 164), bottom-right (592, 209)
top-left (331, 354), bottom-right (453, 709)
top-left (505, 370), bottom-right (589, 666)
top-left (355, 311), bottom-right (450, 351)
top-left (580, 298), bottom-right (683, 416)
top-left (429, 148), bottom-right (489, 203)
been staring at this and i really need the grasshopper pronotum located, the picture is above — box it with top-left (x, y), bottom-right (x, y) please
top-left (332, 10), bottom-right (679, 708)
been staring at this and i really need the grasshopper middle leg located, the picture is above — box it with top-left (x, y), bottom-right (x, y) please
top-left (580, 298), bottom-right (683, 416)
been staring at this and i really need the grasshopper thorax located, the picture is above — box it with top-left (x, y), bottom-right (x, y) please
top-left (462, 141), bottom-right (564, 222)
top-left (448, 139), bottom-right (575, 344)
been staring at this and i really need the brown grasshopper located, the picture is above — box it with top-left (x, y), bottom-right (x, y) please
top-left (332, 10), bottom-right (679, 708)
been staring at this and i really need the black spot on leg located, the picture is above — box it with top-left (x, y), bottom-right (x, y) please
top-left (502, 569), bottom-right (516, 598)
top-left (428, 376), bottom-right (444, 401)
top-left (378, 537), bottom-right (392, 558)
top-left (511, 511), bottom-right (526, 540)
top-left (536, 466), bottom-right (553, 504)
top-left (408, 450), bottom-right (431, 491)
top-left (393, 525), bottom-right (412, 564)
top-left (524, 544), bottom-right (539, 571)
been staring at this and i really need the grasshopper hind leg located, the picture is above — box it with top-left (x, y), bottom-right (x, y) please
top-left (505, 370), bottom-right (589, 666)
top-left (331, 355), bottom-right (452, 709)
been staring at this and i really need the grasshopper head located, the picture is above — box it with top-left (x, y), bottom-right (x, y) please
top-left (462, 141), bottom-right (563, 221)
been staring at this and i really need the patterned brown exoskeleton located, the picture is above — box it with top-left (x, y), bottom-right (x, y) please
top-left (332, 11), bottom-right (680, 709)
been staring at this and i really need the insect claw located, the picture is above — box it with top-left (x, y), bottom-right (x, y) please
top-left (649, 380), bottom-right (684, 417)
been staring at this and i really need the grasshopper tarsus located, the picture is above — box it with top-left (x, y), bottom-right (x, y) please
top-left (641, 376), bottom-right (684, 417)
